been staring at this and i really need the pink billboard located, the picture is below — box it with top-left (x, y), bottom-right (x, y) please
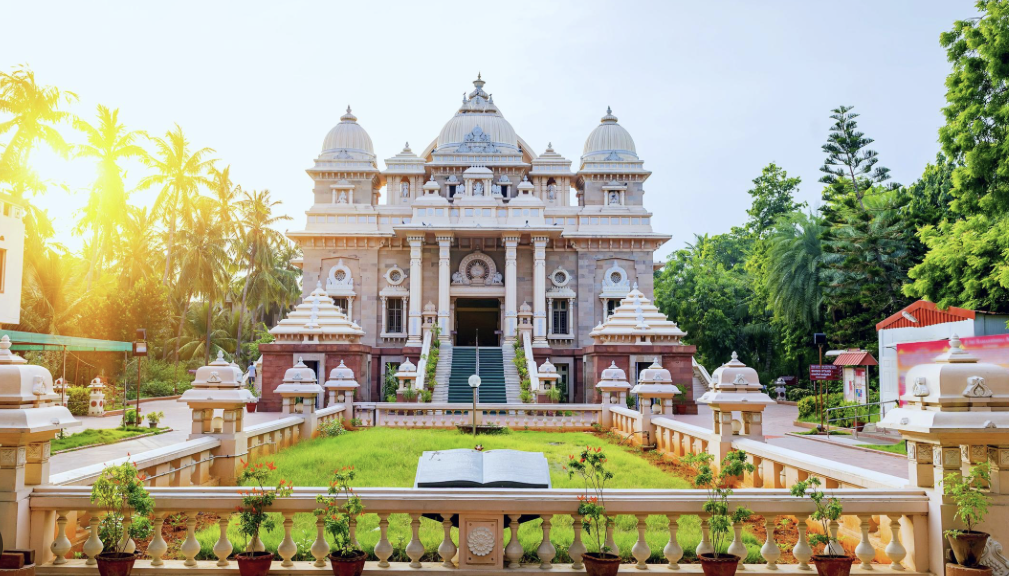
top-left (896, 334), bottom-right (1009, 402)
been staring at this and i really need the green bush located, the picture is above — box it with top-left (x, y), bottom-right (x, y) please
top-left (319, 419), bottom-right (347, 438)
top-left (124, 408), bottom-right (138, 426)
top-left (797, 396), bottom-right (818, 419)
top-left (67, 386), bottom-right (90, 416)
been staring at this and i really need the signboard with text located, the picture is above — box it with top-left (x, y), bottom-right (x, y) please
top-left (809, 364), bottom-right (842, 381)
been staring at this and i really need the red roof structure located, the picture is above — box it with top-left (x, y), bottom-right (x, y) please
top-left (833, 350), bottom-right (878, 367)
top-left (875, 300), bottom-right (976, 331)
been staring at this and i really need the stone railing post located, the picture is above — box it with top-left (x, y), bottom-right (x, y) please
top-left (275, 358), bottom-right (324, 438)
top-left (0, 335), bottom-right (80, 559)
top-left (596, 361), bottom-right (631, 430)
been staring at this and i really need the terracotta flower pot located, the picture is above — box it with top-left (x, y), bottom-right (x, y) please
top-left (246, 402), bottom-right (258, 413)
top-left (582, 552), bottom-right (621, 576)
top-left (948, 531), bottom-right (990, 568)
top-left (330, 550), bottom-right (367, 576)
top-left (236, 551), bottom-right (274, 576)
top-left (698, 552), bottom-right (740, 576)
top-left (96, 552), bottom-right (137, 576)
top-left (811, 554), bottom-right (855, 576)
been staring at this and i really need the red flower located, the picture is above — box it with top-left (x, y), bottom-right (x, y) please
top-left (267, 463), bottom-right (276, 471)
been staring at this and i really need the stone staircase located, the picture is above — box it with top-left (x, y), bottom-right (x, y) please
top-left (447, 347), bottom-right (508, 403)
top-left (501, 341), bottom-right (522, 403)
top-left (431, 341), bottom-right (453, 403)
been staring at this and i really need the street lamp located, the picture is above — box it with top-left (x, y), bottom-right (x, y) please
top-left (133, 328), bottom-right (147, 425)
top-left (468, 374), bottom-right (481, 437)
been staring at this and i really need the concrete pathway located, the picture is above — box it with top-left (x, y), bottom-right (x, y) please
top-left (50, 399), bottom-right (285, 475)
top-left (677, 403), bottom-right (908, 479)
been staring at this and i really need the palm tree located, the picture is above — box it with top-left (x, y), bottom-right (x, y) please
top-left (208, 165), bottom-right (239, 241)
top-left (174, 197), bottom-right (229, 364)
top-left (74, 105), bottom-right (147, 288)
top-left (165, 301), bottom-right (236, 361)
top-left (234, 189), bottom-right (291, 362)
top-left (115, 206), bottom-right (160, 285)
top-left (765, 211), bottom-right (825, 330)
top-left (0, 65), bottom-right (77, 188)
top-left (18, 248), bottom-right (87, 336)
top-left (138, 124), bottom-right (215, 285)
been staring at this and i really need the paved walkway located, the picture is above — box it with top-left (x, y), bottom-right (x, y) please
top-left (677, 403), bottom-right (908, 479)
top-left (50, 399), bottom-right (286, 475)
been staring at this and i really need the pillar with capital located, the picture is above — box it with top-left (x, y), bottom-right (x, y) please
top-left (406, 235), bottom-right (424, 347)
top-left (532, 236), bottom-right (549, 348)
top-left (437, 235), bottom-right (452, 341)
top-left (504, 235), bottom-right (519, 342)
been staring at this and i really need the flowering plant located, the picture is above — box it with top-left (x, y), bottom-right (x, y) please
top-left (90, 461), bottom-right (154, 554)
top-left (566, 445), bottom-right (614, 555)
top-left (315, 466), bottom-right (365, 557)
top-left (683, 450), bottom-right (754, 558)
top-left (236, 460), bottom-right (293, 552)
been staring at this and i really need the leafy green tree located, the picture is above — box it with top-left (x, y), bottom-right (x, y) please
top-left (765, 211), bottom-right (825, 330)
top-left (745, 162), bottom-right (804, 237)
top-left (819, 105), bottom-right (898, 210)
top-left (906, 2), bottom-right (1009, 312)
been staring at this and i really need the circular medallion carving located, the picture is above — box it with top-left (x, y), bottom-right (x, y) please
top-left (467, 526), bottom-right (495, 557)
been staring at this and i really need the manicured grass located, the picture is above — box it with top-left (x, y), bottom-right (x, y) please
top-left (856, 441), bottom-right (907, 455)
top-left (52, 426), bottom-right (165, 452)
top-left (191, 429), bottom-right (766, 564)
top-left (794, 429), bottom-right (850, 436)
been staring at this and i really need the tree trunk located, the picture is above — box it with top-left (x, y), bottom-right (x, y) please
top-left (162, 213), bottom-right (176, 285)
top-left (205, 297), bottom-right (213, 365)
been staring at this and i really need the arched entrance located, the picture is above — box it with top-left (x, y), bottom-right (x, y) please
top-left (454, 298), bottom-right (500, 346)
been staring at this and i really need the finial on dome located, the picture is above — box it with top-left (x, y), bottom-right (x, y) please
top-left (405, 141), bottom-right (410, 149)
top-left (731, 351), bottom-right (739, 361)
top-left (340, 106), bottom-right (357, 122)
top-left (298, 356), bottom-right (304, 364)
top-left (478, 71), bottom-right (482, 80)
top-left (633, 281), bottom-right (639, 291)
top-left (652, 356), bottom-right (661, 366)
top-left (609, 361), bottom-right (618, 368)
top-left (347, 105), bottom-right (352, 114)
top-left (951, 334), bottom-right (962, 348)
top-left (607, 105), bottom-right (612, 114)
top-left (547, 142), bottom-right (553, 149)
top-left (217, 350), bottom-right (224, 361)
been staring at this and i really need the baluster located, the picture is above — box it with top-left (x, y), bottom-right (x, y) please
top-left (855, 515), bottom-right (874, 570)
top-left (50, 510), bottom-right (72, 565)
top-left (696, 516), bottom-right (713, 557)
top-left (406, 513), bottom-right (424, 568)
top-left (663, 515), bottom-right (683, 570)
top-left (83, 515), bottom-right (103, 566)
top-left (181, 511), bottom-right (201, 567)
top-left (793, 514), bottom-right (812, 571)
top-left (312, 515), bottom-right (330, 568)
top-left (375, 513), bottom-right (393, 568)
top-left (537, 514), bottom-right (556, 569)
top-left (632, 514), bottom-right (651, 569)
top-left (885, 515), bottom-right (906, 570)
top-left (119, 512), bottom-right (136, 554)
top-left (148, 513), bottom-right (168, 566)
top-left (827, 520), bottom-right (844, 555)
top-left (761, 517), bottom-right (780, 569)
top-left (605, 520), bottom-right (618, 557)
top-left (279, 512), bottom-right (297, 567)
top-left (506, 514), bottom-right (524, 568)
top-left (350, 517), bottom-right (360, 548)
top-left (728, 521), bottom-right (747, 569)
top-left (439, 514), bottom-right (457, 568)
top-left (214, 516), bottom-right (233, 566)
top-left (570, 514), bottom-right (587, 570)
top-left (251, 534), bottom-right (265, 552)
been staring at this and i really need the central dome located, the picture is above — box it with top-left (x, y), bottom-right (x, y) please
top-left (435, 74), bottom-right (519, 151)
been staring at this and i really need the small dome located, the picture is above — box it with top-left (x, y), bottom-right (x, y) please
top-left (638, 358), bottom-right (672, 384)
top-left (397, 358), bottom-right (418, 375)
top-left (325, 360), bottom-right (360, 390)
top-left (597, 361), bottom-right (631, 390)
top-left (582, 107), bottom-right (637, 161)
top-left (321, 106), bottom-right (375, 159)
top-left (539, 360), bottom-right (557, 374)
top-left (192, 351), bottom-right (242, 389)
top-left (283, 358), bottom-right (318, 384)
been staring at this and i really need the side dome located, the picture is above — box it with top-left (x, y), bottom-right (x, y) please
top-left (582, 107), bottom-right (637, 161)
top-left (321, 106), bottom-right (375, 160)
top-left (435, 74), bottom-right (519, 152)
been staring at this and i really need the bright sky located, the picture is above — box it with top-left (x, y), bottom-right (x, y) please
top-left (1, 0), bottom-right (979, 256)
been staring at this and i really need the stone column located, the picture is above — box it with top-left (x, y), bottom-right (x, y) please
top-left (504, 235), bottom-right (519, 342)
top-left (406, 235), bottom-right (424, 347)
top-left (532, 236), bottom-right (549, 348)
top-left (379, 295), bottom-right (388, 335)
top-left (437, 235), bottom-right (452, 341)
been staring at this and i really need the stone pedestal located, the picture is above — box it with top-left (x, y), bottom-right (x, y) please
top-left (595, 362), bottom-right (631, 429)
top-left (275, 358), bottom-right (325, 438)
top-left (631, 359), bottom-right (682, 442)
top-left (324, 360), bottom-right (359, 421)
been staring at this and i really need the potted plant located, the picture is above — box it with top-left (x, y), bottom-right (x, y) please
top-left (944, 462), bottom-right (992, 567)
top-left (683, 450), bottom-right (755, 576)
top-left (316, 466), bottom-right (366, 576)
top-left (145, 411), bottom-right (163, 429)
top-left (123, 408), bottom-right (138, 428)
top-left (567, 446), bottom-right (619, 576)
top-left (246, 381), bottom-right (259, 413)
top-left (235, 460), bottom-right (294, 576)
top-left (400, 387), bottom-right (418, 403)
top-left (790, 476), bottom-right (852, 576)
top-left (90, 461), bottom-right (154, 576)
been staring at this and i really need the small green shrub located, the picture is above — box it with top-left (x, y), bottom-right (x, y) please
top-left (67, 386), bottom-right (90, 416)
top-left (319, 419), bottom-right (347, 438)
top-left (797, 396), bottom-right (817, 419)
top-left (519, 389), bottom-right (533, 403)
top-left (124, 409), bottom-right (138, 426)
top-left (421, 389), bottom-right (432, 403)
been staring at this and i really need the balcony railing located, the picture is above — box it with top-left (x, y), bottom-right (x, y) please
top-left (30, 486), bottom-right (929, 574)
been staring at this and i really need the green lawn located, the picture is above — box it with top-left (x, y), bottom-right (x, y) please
top-left (856, 441), bottom-right (907, 455)
top-left (794, 429), bottom-right (850, 436)
top-left (52, 426), bottom-right (165, 452)
top-left (190, 429), bottom-right (765, 564)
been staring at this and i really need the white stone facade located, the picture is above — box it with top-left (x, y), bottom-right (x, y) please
top-left (286, 75), bottom-right (671, 349)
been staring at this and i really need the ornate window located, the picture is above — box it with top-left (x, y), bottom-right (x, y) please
top-left (547, 267), bottom-right (575, 339)
top-left (386, 299), bottom-right (404, 334)
top-left (551, 300), bottom-right (569, 335)
top-left (452, 251), bottom-right (502, 286)
top-left (606, 299), bottom-right (619, 319)
top-left (326, 259), bottom-right (357, 319)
